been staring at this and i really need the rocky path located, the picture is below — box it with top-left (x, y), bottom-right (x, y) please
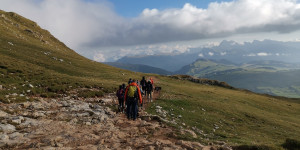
top-left (0, 93), bottom-right (230, 150)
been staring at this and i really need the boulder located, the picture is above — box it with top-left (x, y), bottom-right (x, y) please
top-left (11, 116), bottom-right (25, 124)
top-left (8, 132), bottom-right (24, 140)
top-left (100, 98), bottom-right (113, 104)
top-left (0, 134), bottom-right (9, 141)
top-left (33, 111), bottom-right (45, 118)
top-left (0, 110), bottom-right (8, 117)
top-left (71, 103), bottom-right (90, 112)
top-left (70, 118), bottom-right (78, 124)
top-left (156, 106), bottom-right (162, 109)
top-left (20, 102), bottom-right (31, 108)
top-left (139, 127), bottom-right (148, 134)
top-left (29, 102), bottom-right (44, 110)
top-left (29, 84), bottom-right (34, 88)
top-left (146, 146), bottom-right (155, 150)
top-left (20, 117), bottom-right (39, 127)
top-left (61, 101), bottom-right (71, 107)
top-left (0, 123), bottom-right (16, 133)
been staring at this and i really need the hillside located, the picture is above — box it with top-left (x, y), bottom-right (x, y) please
top-left (0, 10), bottom-right (139, 102)
top-left (177, 58), bottom-right (300, 98)
top-left (148, 75), bottom-right (300, 148)
top-left (104, 62), bottom-right (173, 75)
top-left (175, 58), bottom-right (238, 77)
top-left (0, 10), bottom-right (300, 149)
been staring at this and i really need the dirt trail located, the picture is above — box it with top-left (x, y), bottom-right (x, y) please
top-left (0, 87), bottom-right (230, 150)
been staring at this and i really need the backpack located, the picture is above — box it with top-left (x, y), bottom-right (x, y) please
top-left (127, 86), bottom-right (137, 98)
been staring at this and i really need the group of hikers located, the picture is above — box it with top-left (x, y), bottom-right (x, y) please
top-left (116, 76), bottom-right (154, 121)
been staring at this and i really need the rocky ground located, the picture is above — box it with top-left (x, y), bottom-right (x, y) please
top-left (0, 93), bottom-right (231, 150)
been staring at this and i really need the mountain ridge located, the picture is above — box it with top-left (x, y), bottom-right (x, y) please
top-left (176, 58), bottom-right (300, 98)
top-left (116, 39), bottom-right (300, 72)
top-left (104, 62), bottom-right (173, 75)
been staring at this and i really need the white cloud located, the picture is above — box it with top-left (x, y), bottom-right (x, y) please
top-left (1, 0), bottom-right (300, 61)
top-left (257, 52), bottom-right (270, 56)
top-left (93, 53), bottom-right (106, 62)
top-left (142, 8), bottom-right (159, 17)
top-left (198, 53), bottom-right (204, 57)
top-left (0, 0), bottom-right (121, 50)
top-left (88, 44), bottom-right (193, 62)
top-left (244, 53), bottom-right (257, 57)
top-left (201, 42), bottom-right (220, 48)
top-left (208, 52), bottom-right (214, 56)
top-left (220, 52), bottom-right (227, 56)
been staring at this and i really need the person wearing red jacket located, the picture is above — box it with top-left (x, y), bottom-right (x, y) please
top-left (124, 80), bottom-right (142, 120)
top-left (150, 77), bottom-right (154, 85)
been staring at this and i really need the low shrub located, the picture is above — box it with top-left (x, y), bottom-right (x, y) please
top-left (40, 92), bottom-right (57, 98)
top-left (47, 85), bottom-right (67, 93)
top-left (78, 90), bottom-right (104, 98)
top-left (282, 138), bottom-right (300, 150)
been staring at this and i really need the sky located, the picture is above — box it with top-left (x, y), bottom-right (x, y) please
top-left (1, 0), bottom-right (300, 62)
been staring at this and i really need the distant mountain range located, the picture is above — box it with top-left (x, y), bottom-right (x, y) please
top-left (116, 40), bottom-right (300, 72)
top-left (112, 40), bottom-right (300, 98)
top-left (176, 58), bottom-right (300, 76)
top-left (175, 58), bottom-right (300, 98)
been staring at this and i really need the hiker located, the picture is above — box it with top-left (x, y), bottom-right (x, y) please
top-left (116, 85), bottom-right (125, 113)
top-left (135, 80), bottom-right (144, 109)
top-left (128, 78), bottom-right (132, 84)
top-left (122, 83), bottom-right (126, 91)
top-left (140, 76), bottom-right (147, 95)
top-left (150, 77), bottom-right (154, 96)
top-left (150, 77), bottom-right (154, 85)
top-left (145, 80), bottom-right (153, 103)
top-left (122, 83), bottom-right (127, 111)
top-left (138, 82), bottom-right (144, 109)
top-left (136, 80), bottom-right (144, 95)
top-left (124, 79), bottom-right (142, 120)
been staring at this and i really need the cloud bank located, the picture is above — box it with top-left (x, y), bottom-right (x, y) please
top-left (87, 0), bottom-right (300, 47)
top-left (0, 0), bottom-right (121, 49)
top-left (1, 0), bottom-right (300, 61)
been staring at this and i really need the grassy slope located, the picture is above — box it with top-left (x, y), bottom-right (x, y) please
top-left (148, 76), bottom-right (300, 148)
top-left (1, 10), bottom-right (299, 148)
top-left (176, 59), bottom-right (238, 77)
top-left (0, 10), bottom-right (141, 101)
top-left (104, 62), bottom-right (173, 75)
